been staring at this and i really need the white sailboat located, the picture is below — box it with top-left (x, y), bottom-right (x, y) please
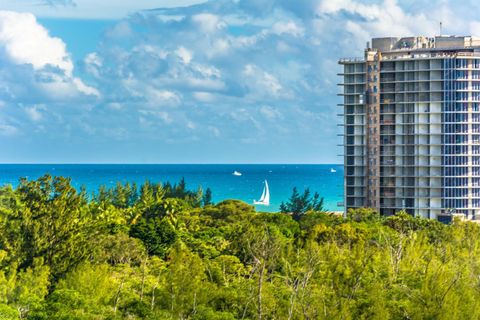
top-left (233, 170), bottom-right (242, 176)
top-left (330, 168), bottom-right (337, 173)
top-left (253, 180), bottom-right (270, 206)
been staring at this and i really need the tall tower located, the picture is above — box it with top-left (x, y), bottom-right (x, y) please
top-left (365, 47), bottom-right (381, 210)
top-left (339, 36), bottom-right (480, 221)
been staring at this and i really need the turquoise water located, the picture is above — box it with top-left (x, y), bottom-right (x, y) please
top-left (0, 164), bottom-right (344, 212)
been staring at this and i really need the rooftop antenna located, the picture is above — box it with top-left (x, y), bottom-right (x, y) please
top-left (439, 21), bottom-right (442, 36)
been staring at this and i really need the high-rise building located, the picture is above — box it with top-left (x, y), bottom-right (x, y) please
top-left (339, 36), bottom-right (480, 221)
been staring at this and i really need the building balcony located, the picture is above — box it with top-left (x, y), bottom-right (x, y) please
top-left (380, 120), bottom-right (395, 125)
top-left (339, 57), bottom-right (365, 64)
top-left (379, 68), bottom-right (443, 73)
top-left (382, 191), bottom-right (395, 197)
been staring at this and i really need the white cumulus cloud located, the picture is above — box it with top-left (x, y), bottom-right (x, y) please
top-left (25, 105), bottom-right (44, 122)
top-left (0, 10), bottom-right (99, 103)
top-left (175, 46), bottom-right (193, 64)
top-left (0, 123), bottom-right (18, 136)
top-left (0, 11), bottom-right (73, 74)
top-left (192, 13), bottom-right (225, 33)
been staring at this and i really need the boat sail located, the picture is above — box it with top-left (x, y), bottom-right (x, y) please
top-left (253, 180), bottom-right (270, 206)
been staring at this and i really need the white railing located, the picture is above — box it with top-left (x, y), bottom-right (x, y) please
top-left (339, 57), bottom-right (364, 63)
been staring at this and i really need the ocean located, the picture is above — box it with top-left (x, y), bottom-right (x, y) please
top-left (0, 164), bottom-right (344, 212)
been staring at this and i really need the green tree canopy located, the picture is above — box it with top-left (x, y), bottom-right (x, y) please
top-left (0, 175), bottom-right (479, 319)
top-left (279, 187), bottom-right (325, 219)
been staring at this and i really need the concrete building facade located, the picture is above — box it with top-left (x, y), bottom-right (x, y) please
top-left (339, 36), bottom-right (480, 221)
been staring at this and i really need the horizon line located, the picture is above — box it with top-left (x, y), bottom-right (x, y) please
top-left (0, 162), bottom-right (343, 165)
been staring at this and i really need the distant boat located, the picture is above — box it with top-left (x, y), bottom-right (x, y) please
top-left (330, 168), bottom-right (337, 173)
top-left (253, 180), bottom-right (270, 206)
top-left (233, 170), bottom-right (242, 176)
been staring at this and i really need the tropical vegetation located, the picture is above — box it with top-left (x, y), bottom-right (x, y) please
top-left (0, 175), bottom-right (479, 319)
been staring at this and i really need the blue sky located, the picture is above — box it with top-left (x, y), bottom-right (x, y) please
top-left (0, 0), bottom-right (479, 163)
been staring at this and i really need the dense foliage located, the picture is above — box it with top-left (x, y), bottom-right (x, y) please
top-left (0, 175), bottom-right (479, 319)
top-left (279, 187), bottom-right (324, 219)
